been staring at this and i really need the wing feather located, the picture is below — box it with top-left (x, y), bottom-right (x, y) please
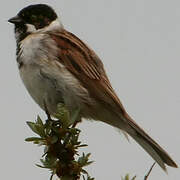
top-left (49, 30), bottom-right (126, 114)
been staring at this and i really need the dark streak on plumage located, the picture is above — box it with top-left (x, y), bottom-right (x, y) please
top-left (50, 31), bottom-right (101, 80)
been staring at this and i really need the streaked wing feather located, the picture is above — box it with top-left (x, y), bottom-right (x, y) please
top-left (49, 30), bottom-right (126, 114)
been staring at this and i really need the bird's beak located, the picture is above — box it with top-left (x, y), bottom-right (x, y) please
top-left (8, 15), bottom-right (22, 24)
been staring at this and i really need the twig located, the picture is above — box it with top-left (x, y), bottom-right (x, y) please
top-left (144, 162), bottom-right (156, 180)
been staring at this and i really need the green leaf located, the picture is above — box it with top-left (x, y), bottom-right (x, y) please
top-left (35, 124), bottom-right (46, 137)
top-left (87, 176), bottom-right (95, 180)
top-left (26, 120), bottom-right (46, 137)
top-left (36, 116), bottom-right (44, 126)
top-left (78, 153), bottom-right (92, 167)
top-left (76, 144), bottom-right (88, 148)
top-left (69, 128), bottom-right (80, 135)
top-left (82, 173), bottom-right (94, 180)
top-left (36, 164), bottom-right (46, 168)
top-left (25, 137), bottom-right (43, 142)
top-left (71, 134), bottom-right (80, 145)
top-left (26, 121), bottom-right (40, 135)
top-left (81, 169), bottom-right (88, 175)
top-left (55, 104), bottom-right (70, 128)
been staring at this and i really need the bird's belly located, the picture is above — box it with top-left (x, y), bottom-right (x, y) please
top-left (19, 65), bottom-right (63, 113)
top-left (19, 63), bottom-right (93, 116)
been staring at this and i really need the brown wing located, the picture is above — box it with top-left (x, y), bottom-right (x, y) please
top-left (49, 30), bottom-right (126, 114)
top-left (49, 30), bottom-right (178, 170)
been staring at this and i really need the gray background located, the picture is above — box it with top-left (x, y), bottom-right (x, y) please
top-left (1, 0), bottom-right (179, 179)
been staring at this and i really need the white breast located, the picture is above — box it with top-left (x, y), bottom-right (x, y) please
top-left (18, 34), bottom-right (44, 64)
top-left (18, 33), bottom-right (92, 114)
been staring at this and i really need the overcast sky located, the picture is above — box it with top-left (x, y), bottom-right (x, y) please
top-left (1, 0), bottom-right (180, 179)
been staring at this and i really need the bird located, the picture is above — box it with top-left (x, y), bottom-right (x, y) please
top-left (8, 4), bottom-right (177, 171)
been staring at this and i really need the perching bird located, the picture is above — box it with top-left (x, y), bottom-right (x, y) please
top-left (8, 4), bottom-right (177, 171)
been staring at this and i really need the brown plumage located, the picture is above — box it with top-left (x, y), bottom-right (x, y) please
top-left (49, 30), bottom-right (178, 170)
top-left (8, 4), bottom-right (177, 172)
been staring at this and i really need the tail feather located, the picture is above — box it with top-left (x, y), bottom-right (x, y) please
top-left (123, 113), bottom-right (178, 171)
top-left (131, 133), bottom-right (167, 171)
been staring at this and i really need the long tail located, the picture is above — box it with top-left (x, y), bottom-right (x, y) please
top-left (122, 113), bottom-right (178, 171)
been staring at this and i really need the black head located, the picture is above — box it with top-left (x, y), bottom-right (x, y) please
top-left (8, 4), bottom-right (57, 29)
